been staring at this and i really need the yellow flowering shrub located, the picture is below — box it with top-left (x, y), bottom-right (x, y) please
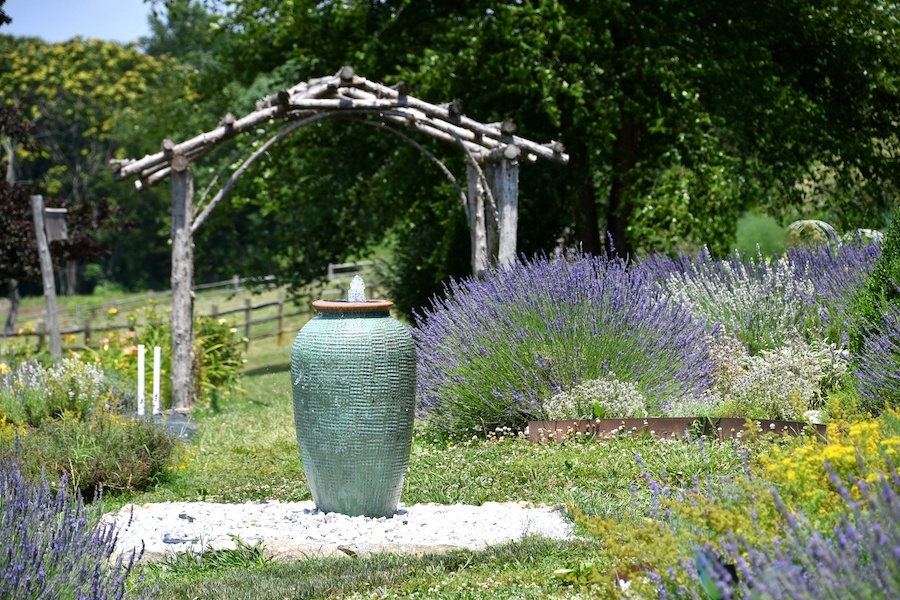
top-left (559, 505), bottom-right (688, 596)
top-left (0, 415), bottom-right (25, 443)
top-left (756, 414), bottom-right (900, 529)
top-left (563, 412), bottom-right (900, 597)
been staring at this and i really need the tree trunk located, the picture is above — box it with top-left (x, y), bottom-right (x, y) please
top-left (606, 114), bottom-right (642, 258)
top-left (568, 138), bottom-right (603, 256)
top-left (60, 261), bottom-right (77, 295)
top-left (4, 279), bottom-right (19, 334)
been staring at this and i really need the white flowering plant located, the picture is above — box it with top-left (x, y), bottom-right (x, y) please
top-left (542, 376), bottom-right (648, 420)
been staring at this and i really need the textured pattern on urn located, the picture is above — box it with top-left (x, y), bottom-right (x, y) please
top-left (291, 302), bottom-right (415, 517)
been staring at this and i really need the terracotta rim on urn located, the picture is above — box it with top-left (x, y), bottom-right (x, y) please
top-left (312, 299), bottom-right (394, 314)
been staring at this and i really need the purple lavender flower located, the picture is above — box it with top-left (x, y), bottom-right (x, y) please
top-left (652, 461), bottom-right (900, 598)
top-left (413, 251), bottom-right (716, 436)
top-left (643, 241), bottom-right (878, 354)
top-left (853, 301), bottom-right (900, 414)
top-left (0, 453), bottom-right (152, 599)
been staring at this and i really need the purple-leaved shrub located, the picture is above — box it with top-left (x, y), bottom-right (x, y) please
top-left (413, 252), bottom-right (715, 437)
top-left (0, 453), bottom-right (152, 599)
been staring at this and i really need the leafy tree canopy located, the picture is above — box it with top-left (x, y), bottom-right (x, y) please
top-left (132, 0), bottom-right (900, 313)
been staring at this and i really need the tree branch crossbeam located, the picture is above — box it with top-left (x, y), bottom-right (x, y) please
top-left (110, 68), bottom-right (568, 187)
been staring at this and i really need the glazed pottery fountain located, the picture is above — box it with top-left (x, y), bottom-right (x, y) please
top-left (290, 277), bottom-right (416, 517)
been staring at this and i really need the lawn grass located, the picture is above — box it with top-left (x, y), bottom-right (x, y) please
top-left (114, 336), bottom-right (748, 599)
top-left (136, 537), bottom-right (602, 600)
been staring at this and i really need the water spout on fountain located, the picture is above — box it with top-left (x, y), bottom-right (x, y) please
top-left (348, 275), bottom-right (367, 302)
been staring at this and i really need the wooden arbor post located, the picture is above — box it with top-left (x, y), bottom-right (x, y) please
top-left (485, 146), bottom-right (521, 267)
top-left (170, 162), bottom-right (194, 411)
top-left (466, 145), bottom-right (521, 276)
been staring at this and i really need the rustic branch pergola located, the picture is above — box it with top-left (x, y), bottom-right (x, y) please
top-left (111, 66), bottom-right (568, 410)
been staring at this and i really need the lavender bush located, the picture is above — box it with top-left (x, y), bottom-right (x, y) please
top-left (644, 242), bottom-right (878, 356)
top-left (0, 454), bottom-right (152, 599)
top-left (786, 240), bottom-right (880, 344)
top-left (673, 463), bottom-right (900, 599)
top-left (413, 252), bottom-right (715, 437)
top-left (854, 302), bottom-right (900, 415)
top-left (645, 248), bottom-right (819, 355)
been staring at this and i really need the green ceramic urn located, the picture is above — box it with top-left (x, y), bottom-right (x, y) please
top-left (290, 298), bottom-right (416, 517)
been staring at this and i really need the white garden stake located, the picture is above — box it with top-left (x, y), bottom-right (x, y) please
top-left (152, 346), bottom-right (162, 415)
top-left (137, 344), bottom-right (146, 416)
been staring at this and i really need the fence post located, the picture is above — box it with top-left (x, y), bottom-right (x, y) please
top-left (244, 298), bottom-right (252, 350)
top-left (277, 290), bottom-right (285, 346)
top-left (31, 195), bottom-right (62, 358)
top-left (83, 319), bottom-right (91, 346)
top-left (137, 344), bottom-right (145, 416)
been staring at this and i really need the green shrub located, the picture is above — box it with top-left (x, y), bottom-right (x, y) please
top-left (89, 304), bottom-right (246, 410)
top-left (10, 411), bottom-right (179, 499)
top-left (542, 377), bottom-right (648, 420)
top-left (734, 212), bottom-right (786, 257)
top-left (193, 316), bottom-right (245, 408)
top-left (853, 212), bottom-right (899, 336)
top-left (0, 359), bottom-right (113, 427)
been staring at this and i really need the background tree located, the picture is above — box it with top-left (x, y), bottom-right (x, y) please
top-left (168, 0), bottom-right (896, 314)
top-left (0, 34), bottom-right (178, 293)
top-left (0, 1), bottom-right (38, 329)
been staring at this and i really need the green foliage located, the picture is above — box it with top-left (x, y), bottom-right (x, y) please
top-left (193, 316), bottom-right (246, 408)
top-left (0, 331), bottom-right (181, 499)
top-left (154, 535), bottom-right (271, 575)
top-left (686, 336), bottom-right (850, 421)
top-left (0, 359), bottom-right (111, 427)
top-left (853, 211), bottom-right (900, 344)
top-left (10, 411), bottom-right (179, 500)
top-left (542, 377), bottom-right (648, 420)
top-left (382, 198), bottom-right (472, 318)
top-left (137, 536), bottom-right (588, 600)
top-left (734, 212), bottom-right (786, 257)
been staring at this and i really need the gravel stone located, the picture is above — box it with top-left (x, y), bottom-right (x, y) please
top-left (101, 500), bottom-right (575, 563)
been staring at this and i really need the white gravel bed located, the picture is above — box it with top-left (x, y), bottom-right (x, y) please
top-left (101, 500), bottom-right (575, 563)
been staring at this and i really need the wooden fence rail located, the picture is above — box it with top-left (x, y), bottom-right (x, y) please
top-left (2, 293), bottom-right (316, 352)
top-left (1, 262), bottom-right (383, 353)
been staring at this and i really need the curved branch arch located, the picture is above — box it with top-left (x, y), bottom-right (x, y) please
top-left (192, 110), bottom-right (472, 234)
top-left (110, 67), bottom-right (568, 411)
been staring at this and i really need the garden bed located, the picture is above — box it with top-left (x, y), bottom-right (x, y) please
top-left (527, 417), bottom-right (828, 443)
